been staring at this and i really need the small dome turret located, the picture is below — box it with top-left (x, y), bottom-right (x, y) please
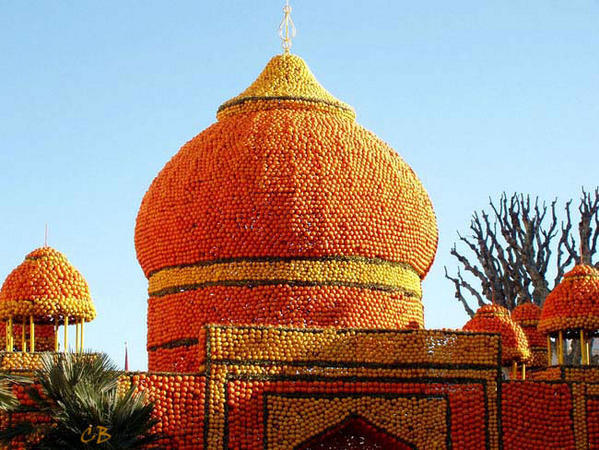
top-left (0, 247), bottom-right (95, 323)
top-left (539, 264), bottom-right (599, 333)
top-left (463, 304), bottom-right (530, 367)
top-left (512, 302), bottom-right (546, 369)
top-left (539, 264), bottom-right (599, 366)
top-left (0, 246), bottom-right (94, 357)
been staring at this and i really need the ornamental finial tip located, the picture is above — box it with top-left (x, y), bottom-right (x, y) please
top-left (278, 0), bottom-right (296, 54)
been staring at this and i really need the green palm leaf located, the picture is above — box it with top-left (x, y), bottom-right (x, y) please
top-left (1, 352), bottom-right (160, 449)
top-left (0, 372), bottom-right (31, 412)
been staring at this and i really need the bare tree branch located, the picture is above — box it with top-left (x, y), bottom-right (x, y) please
top-left (446, 190), bottom-right (599, 315)
top-left (579, 187), bottom-right (599, 265)
top-left (444, 267), bottom-right (478, 317)
top-left (555, 200), bottom-right (576, 289)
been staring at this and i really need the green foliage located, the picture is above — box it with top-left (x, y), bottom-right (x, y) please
top-left (0, 353), bottom-right (159, 449)
top-left (0, 372), bottom-right (30, 412)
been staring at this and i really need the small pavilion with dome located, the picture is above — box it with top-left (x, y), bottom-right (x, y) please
top-left (539, 264), bottom-right (599, 366)
top-left (463, 304), bottom-right (530, 379)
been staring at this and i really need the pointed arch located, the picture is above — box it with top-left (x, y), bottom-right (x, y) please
top-left (294, 414), bottom-right (416, 450)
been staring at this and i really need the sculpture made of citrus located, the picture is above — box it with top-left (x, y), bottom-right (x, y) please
top-left (539, 264), bottom-right (599, 333)
top-left (463, 304), bottom-right (530, 366)
top-left (0, 247), bottom-right (95, 323)
top-left (135, 54), bottom-right (438, 371)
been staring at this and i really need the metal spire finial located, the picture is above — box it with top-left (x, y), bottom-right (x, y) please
top-left (278, 0), bottom-right (296, 54)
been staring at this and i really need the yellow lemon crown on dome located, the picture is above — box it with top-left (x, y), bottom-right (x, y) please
top-left (217, 53), bottom-right (355, 120)
top-left (135, 53), bottom-right (438, 371)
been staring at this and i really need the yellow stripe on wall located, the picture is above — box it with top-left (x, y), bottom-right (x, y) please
top-left (148, 258), bottom-right (422, 298)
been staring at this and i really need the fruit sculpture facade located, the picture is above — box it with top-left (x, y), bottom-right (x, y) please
top-left (3, 52), bottom-right (599, 449)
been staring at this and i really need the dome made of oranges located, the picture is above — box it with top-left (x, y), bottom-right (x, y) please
top-left (463, 304), bottom-right (530, 365)
top-left (135, 54), bottom-right (438, 278)
top-left (511, 302), bottom-right (542, 327)
top-left (135, 53), bottom-right (438, 370)
top-left (539, 264), bottom-right (599, 334)
top-left (511, 302), bottom-right (546, 367)
top-left (0, 247), bottom-right (96, 324)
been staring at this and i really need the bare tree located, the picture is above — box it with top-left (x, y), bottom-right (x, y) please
top-left (446, 189), bottom-right (599, 317)
top-left (569, 188), bottom-right (599, 266)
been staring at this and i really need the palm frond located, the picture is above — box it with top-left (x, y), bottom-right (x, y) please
top-left (0, 372), bottom-right (31, 412)
top-left (4, 352), bottom-right (159, 448)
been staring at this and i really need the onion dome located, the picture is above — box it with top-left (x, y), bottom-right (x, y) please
top-left (0, 247), bottom-right (95, 324)
top-left (135, 53), bottom-right (438, 371)
top-left (512, 302), bottom-right (546, 368)
top-left (463, 304), bottom-right (530, 365)
top-left (539, 264), bottom-right (599, 333)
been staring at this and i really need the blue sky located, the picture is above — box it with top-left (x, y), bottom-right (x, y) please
top-left (1, 1), bottom-right (597, 370)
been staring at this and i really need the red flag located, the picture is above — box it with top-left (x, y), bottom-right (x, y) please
top-left (124, 341), bottom-right (129, 372)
